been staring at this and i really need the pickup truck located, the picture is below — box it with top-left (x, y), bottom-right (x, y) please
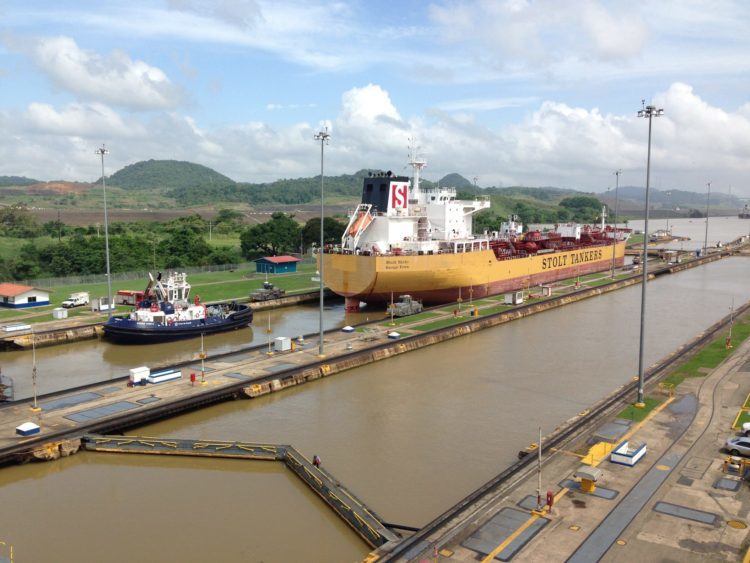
top-left (61, 292), bottom-right (90, 308)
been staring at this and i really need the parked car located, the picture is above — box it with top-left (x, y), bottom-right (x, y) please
top-left (725, 436), bottom-right (750, 456)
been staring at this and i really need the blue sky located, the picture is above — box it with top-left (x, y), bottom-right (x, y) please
top-left (1, 0), bottom-right (749, 194)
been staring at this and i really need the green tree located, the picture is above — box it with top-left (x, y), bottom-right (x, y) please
top-left (301, 217), bottom-right (346, 248)
top-left (213, 208), bottom-right (244, 234)
top-left (240, 212), bottom-right (301, 258)
top-left (0, 205), bottom-right (41, 237)
top-left (473, 210), bottom-right (503, 234)
top-left (559, 195), bottom-right (602, 222)
top-left (164, 214), bottom-right (207, 235)
top-left (158, 226), bottom-right (213, 268)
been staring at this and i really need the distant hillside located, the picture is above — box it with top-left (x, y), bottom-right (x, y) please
top-left (107, 159), bottom-right (234, 190)
top-left (599, 186), bottom-right (743, 217)
top-left (0, 176), bottom-right (38, 187)
top-left (168, 170), bottom-right (371, 206)
top-left (612, 186), bottom-right (741, 208)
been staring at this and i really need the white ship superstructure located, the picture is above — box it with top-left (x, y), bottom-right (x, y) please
top-left (341, 149), bottom-right (491, 255)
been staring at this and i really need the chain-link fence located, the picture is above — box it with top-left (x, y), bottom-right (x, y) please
top-left (22, 253), bottom-right (315, 289)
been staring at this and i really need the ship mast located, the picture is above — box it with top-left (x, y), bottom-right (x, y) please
top-left (408, 138), bottom-right (426, 203)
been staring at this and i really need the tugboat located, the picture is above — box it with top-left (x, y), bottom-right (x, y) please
top-left (740, 204), bottom-right (750, 219)
top-left (103, 271), bottom-right (253, 344)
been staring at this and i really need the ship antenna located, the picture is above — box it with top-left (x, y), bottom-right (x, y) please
top-left (408, 137), bottom-right (426, 202)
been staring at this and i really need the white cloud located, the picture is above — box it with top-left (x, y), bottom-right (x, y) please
top-left (24, 3), bottom-right (364, 72)
top-left (340, 84), bottom-right (401, 124)
top-left (24, 102), bottom-right (145, 138)
top-left (167, 0), bottom-right (262, 29)
top-left (266, 102), bottom-right (317, 111)
top-left (1, 83), bottom-right (749, 195)
top-left (436, 96), bottom-right (538, 112)
top-left (429, 0), bottom-right (648, 68)
top-left (9, 35), bottom-right (181, 110)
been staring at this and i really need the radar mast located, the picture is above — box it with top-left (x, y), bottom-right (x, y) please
top-left (408, 138), bottom-right (426, 202)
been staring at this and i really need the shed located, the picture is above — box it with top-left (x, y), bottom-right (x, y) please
top-left (255, 255), bottom-right (301, 274)
top-left (0, 283), bottom-right (50, 308)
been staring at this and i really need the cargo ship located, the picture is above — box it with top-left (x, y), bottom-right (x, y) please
top-left (322, 154), bottom-right (630, 310)
top-left (103, 272), bottom-right (252, 344)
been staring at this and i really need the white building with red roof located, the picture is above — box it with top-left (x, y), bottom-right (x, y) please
top-left (0, 283), bottom-right (50, 308)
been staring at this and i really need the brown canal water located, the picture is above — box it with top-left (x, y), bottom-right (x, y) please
top-left (2, 300), bottom-right (377, 399)
top-left (1, 257), bottom-right (750, 562)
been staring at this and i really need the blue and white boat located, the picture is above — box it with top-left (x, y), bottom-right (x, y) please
top-left (103, 271), bottom-right (253, 344)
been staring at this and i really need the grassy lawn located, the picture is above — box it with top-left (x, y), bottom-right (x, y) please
top-left (479, 304), bottom-right (513, 316)
top-left (385, 311), bottom-right (442, 326)
top-left (617, 396), bottom-right (663, 422)
top-left (205, 233), bottom-right (241, 250)
top-left (0, 263), bottom-right (320, 324)
top-left (656, 314), bottom-right (750, 391)
top-left (672, 318), bottom-right (750, 378)
top-left (627, 234), bottom-right (645, 246)
top-left (0, 235), bottom-right (57, 259)
top-left (411, 315), bottom-right (474, 332)
top-left (660, 372), bottom-right (686, 388)
top-left (587, 277), bottom-right (619, 287)
top-left (734, 410), bottom-right (750, 430)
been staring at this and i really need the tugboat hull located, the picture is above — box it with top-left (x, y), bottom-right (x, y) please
top-left (103, 305), bottom-right (253, 344)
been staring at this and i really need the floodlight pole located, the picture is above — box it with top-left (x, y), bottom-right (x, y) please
top-left (635, 102), bottom-right (663, 406)
top-left (703, 181), bottom-right (711, 255)
top-left (314, 127), bottom-right (331, 356)
top-left (30, 326), bottom-right (40, 412)
top-left (611, 170), bottom-right (621, 278)
top-left (96, 145), bottom-right (113, 319)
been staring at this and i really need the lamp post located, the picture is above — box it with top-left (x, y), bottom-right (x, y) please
top-left (635, 102), bottom-right (664, 406)
top-left (314, 127), bottom-right (330, 357)
top-left (30, 326), bottom-right (40, 412)
top-left (703, 181), bottom-right (711, 255)
top-left (95, 144), bottom-right (113, 319)
top-left (611, 169), bottom-right (621, 278)
top-left (665, 190), bottom-right (672, 234)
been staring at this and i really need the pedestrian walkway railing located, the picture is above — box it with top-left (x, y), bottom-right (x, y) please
top-left (82, 434), bottom-right (398, 548)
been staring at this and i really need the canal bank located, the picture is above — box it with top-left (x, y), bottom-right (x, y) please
top-left (0, 248), bottom-right (742, 464)
top-left (389, 306), bottom-right (750, 562)
top-left (0, 288), bottom-right (334, 351)
top-left (374, 302), bottom-right (750, 561)
top-left (2, 257), bottom-right (750, 562)
top-left (0, 250), bottom-right (724, 460)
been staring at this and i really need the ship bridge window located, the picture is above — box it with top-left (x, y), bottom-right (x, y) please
top-left (366, 184), bottom-right (373, 192)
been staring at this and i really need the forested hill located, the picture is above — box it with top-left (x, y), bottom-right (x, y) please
top-left (107, 159), bottom-right (234, 190)
top-left (0, 176), bottom-right (38, 187)
top-left (438, 173), bottom-right (473, 188)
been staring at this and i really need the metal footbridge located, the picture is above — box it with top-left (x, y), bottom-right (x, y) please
top-left (82, 434), bottom-right (399, 549)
